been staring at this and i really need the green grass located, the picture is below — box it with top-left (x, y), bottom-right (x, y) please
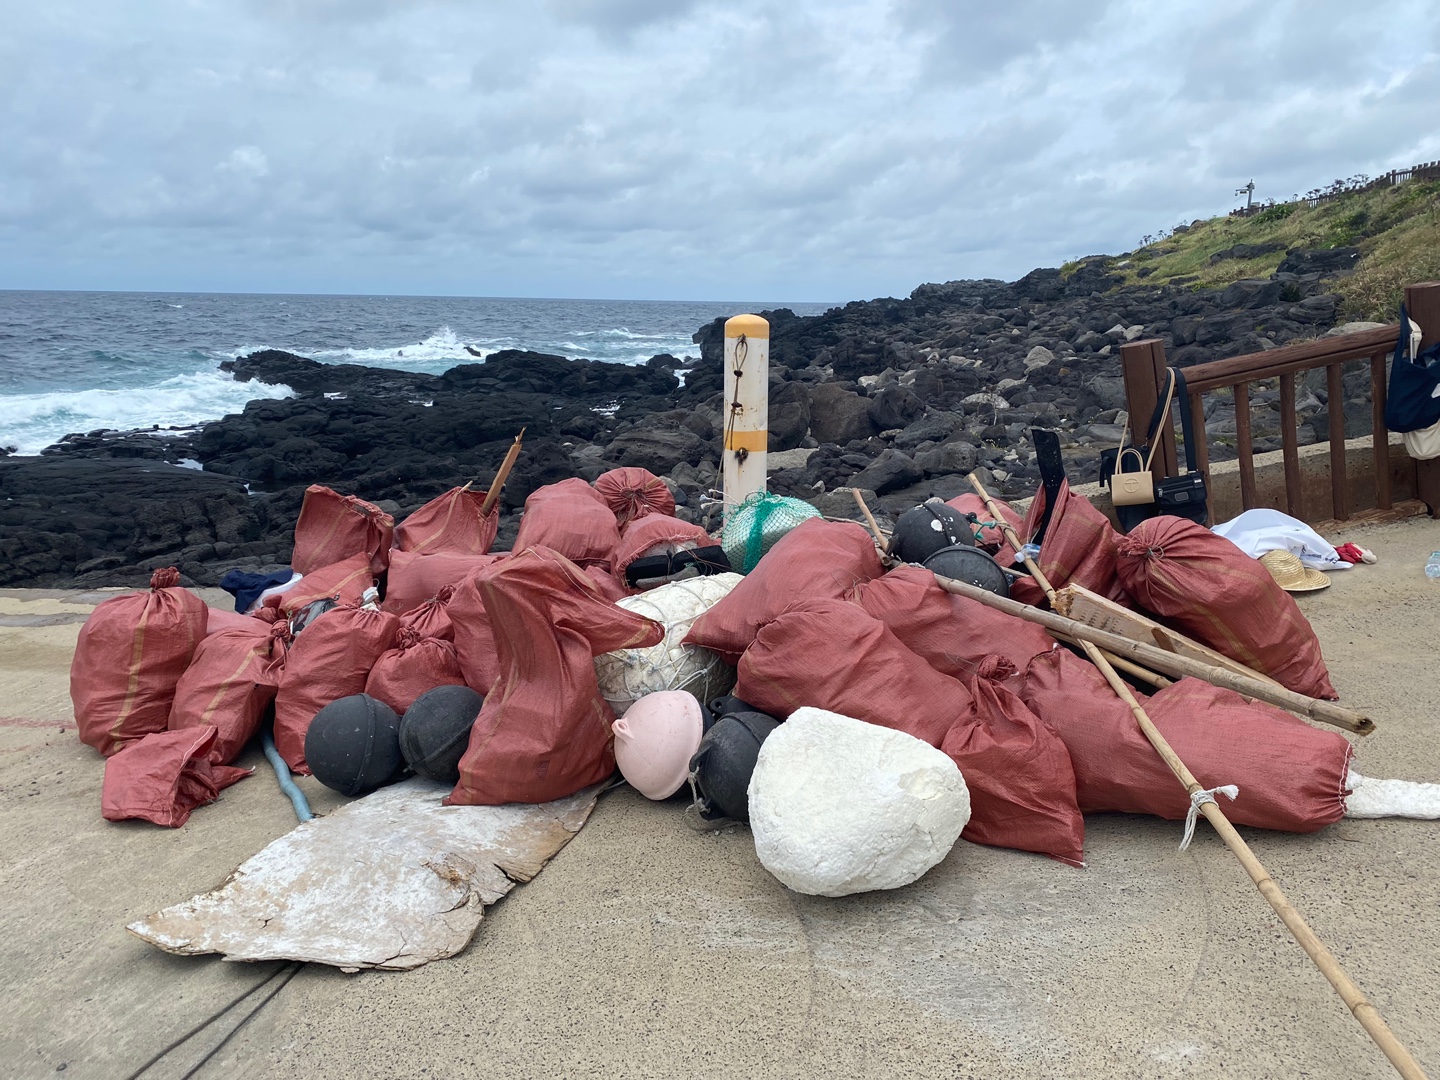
top-left (1108, 178), bottom-right (1440, 317)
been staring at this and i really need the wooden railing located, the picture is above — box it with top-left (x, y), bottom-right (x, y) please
top-left (1120, 282), bottom-right (1440, 525)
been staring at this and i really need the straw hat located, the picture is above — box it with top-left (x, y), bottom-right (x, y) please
top-left (1259, 549), bottom-right (1330, 592)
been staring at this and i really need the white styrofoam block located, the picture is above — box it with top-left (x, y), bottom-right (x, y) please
top-left (594, 573), bottom-right (741, 715)
top-left (748, 707), bottom-right (971, 897)
top-left (1344, 769), bottom-right (1440, 819)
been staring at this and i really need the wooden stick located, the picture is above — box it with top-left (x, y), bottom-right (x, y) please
top-left (850, 488), bottom-right (889, 550)
top-left (961, 478), bottom-right (1424, 1079)
top-left (1087, 637), bottom-right (1429, 1080)
top-left (958, 476), bottom-right (1372, 736)
top-left (479, 428), bottom-right (525, 517)
top-left (1054, 582), bottom-right (1282, 688)
top-left (934, 566), bottom-right (1371, 734)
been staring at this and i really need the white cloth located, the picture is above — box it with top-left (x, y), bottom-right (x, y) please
top-left (1211, 509), bottom-right (1350, 571)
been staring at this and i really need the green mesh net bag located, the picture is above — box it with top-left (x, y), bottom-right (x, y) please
top-left (721, 491), bottom-right (822, 574)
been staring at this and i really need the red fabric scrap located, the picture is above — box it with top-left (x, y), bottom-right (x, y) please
top-left (101, 727), bottom-right (251, 828)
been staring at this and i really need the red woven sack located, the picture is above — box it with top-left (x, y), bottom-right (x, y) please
top-left (393, 486), bottom-right (498, 555)
top-left (101, 727), bottom-right (252, 828)
top-left (1014, 480), bottom-right (1127, 606)
top-left (943, 657), bottom-right (1086, 866)
top-left (1020, 649), bottom-right (1351, 832)
top-left (383, 550), bottom-right (503, 614)
top-left (272, 604), bottom-right (399, 772)
top-left (735, 599), bottom-right (973, 748)
top-left (267, 553), bottom-right (374, 617)
top-left (613, 514), bottom-right (713, 581)
top-left (291, 484), bottom-right (395, 576)
top-left (945, 492), bottom-right (1022, 555)
top-left (71, 568), bottom-right (208, 758)
top-left (364, 589), bottom-right (464, 714)
top-left (584, 564), bottom-right (629, 602)
top-left (594, 467), bottom-right (676, 529)
top-left (512, 478), bottom-right (621, 569)
top-left (168, 620), bottom-right (289, 764)
top-left (685, 518), bottom-right (884, 663)
top-left (449, 567), bottom-right (502, 696)
top-left (852, 564), bottom-right (1056, 678)
top-left (1115, 516), bottom-right (1337, 699)
top-left (203, 607), bottom-right (266, 637)
top-left (446, 547), bottom-right (663, 806)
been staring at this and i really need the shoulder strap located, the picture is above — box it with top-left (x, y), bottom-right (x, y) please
top-left (1142, 368), bottom-right (1177, 471)
top-left (1174, 368), bottom-right (1199, 475)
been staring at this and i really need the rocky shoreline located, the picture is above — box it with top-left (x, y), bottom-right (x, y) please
top-left (0, 250), bottom-right (1380, 589)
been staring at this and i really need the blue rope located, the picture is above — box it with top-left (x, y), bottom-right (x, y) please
top-left (261, 730), bottom-right (313, 823)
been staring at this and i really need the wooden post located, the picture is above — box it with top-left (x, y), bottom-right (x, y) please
top-left (722, 315), bottom-right (769, 514)
top-left (1372, 352), bottom-right (1393, 510)
top-left (1235, 380), bottom-right (1258, 509)
top-left (1280, 371), bottom-right (1303, 517)
top-left (1404, 283), bottom-right (1440, 518)
top-left (1120, 338), bottom-right (1177, 481)
top-left (1327, 362), bottom-right (1349, 520)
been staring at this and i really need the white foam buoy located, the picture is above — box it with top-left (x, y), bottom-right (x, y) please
top-left (722, 314), bottom-right (769, 514)
top-left (748, 707), bottom-right (971, 897)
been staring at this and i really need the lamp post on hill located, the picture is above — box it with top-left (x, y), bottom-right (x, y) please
top-left (1236, 180), bottom-right (1256, 213)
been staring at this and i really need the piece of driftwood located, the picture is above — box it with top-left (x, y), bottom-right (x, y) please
top-left (1053, 582), bottom-right (1281, 688)
top-left (128, 779), bottom-right (600, 971)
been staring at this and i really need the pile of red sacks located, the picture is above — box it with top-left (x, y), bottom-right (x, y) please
top-left (72, 470), bottom-right (689, 825)
top-left (72, 467), bottom-right (1352, 872)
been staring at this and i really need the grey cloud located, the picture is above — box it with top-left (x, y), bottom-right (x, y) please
top-left (2, 1), bottom-right (1438, 299)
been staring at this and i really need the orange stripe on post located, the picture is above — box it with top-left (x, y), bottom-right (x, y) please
top-left (724, 429), bottom-right (768, 453)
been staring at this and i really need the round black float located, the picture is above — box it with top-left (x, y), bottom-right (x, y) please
top-left (304, 694), bottom-right (406, 797)
top-left (922, 544), bottom-right (1011, 598)
top-left (400, 685), bottom-right (484, 785)
top-left (688, 709), bottom-right (781, 823)
top-left (888, 502), bottom-right (975, 564)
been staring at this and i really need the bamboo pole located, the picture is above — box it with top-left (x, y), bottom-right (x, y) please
top-left (931, 574), bottom-right (1372, 735)
top-left (479, 428), bottom-right (525, 518)
top-left (962, 474), bottom-right (1425, 1080)
top-left (849, 488), bottom-right (889, 549)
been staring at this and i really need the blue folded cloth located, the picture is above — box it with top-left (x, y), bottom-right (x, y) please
top-left (219, 567), bottom-right (296, 613)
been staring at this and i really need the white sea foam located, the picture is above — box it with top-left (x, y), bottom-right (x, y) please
top-left (305, 326), bottom-right (489, 367)
top-left (0, 369), bottom-right (295, 456)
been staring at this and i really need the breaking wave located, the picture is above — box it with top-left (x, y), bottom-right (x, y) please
top-left (0, 369), bottom-right (295, 456)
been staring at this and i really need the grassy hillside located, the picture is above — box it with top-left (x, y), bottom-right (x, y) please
top-left (1092, 176), bottom-right (1440, 319)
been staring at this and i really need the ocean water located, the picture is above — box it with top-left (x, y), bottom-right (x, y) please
top-left (0, 291), bottom-right (834, 455)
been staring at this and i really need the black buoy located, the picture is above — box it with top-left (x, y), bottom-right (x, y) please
top-left (923, 544), bottom-right (1011, 598)
top-left (400, 685), bottom-right (484, 785)
top-left (304, 694), bottom-right (406, 797)
top-left (688, 709), bottom-right (781, 823)
top-left (888, 501), bottom-right (974, 565)
top-left (705, 693), bottom-right (763, 731)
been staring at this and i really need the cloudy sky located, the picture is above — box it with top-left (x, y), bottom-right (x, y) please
top-left (2, 0), bottom-right (1437, 302)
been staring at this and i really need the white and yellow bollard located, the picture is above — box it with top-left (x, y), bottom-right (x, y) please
top-left (722, 314), bottom-right (769, 512)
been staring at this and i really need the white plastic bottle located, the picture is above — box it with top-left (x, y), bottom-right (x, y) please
top-left (1426, 552), bottom-right (1440, 581)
